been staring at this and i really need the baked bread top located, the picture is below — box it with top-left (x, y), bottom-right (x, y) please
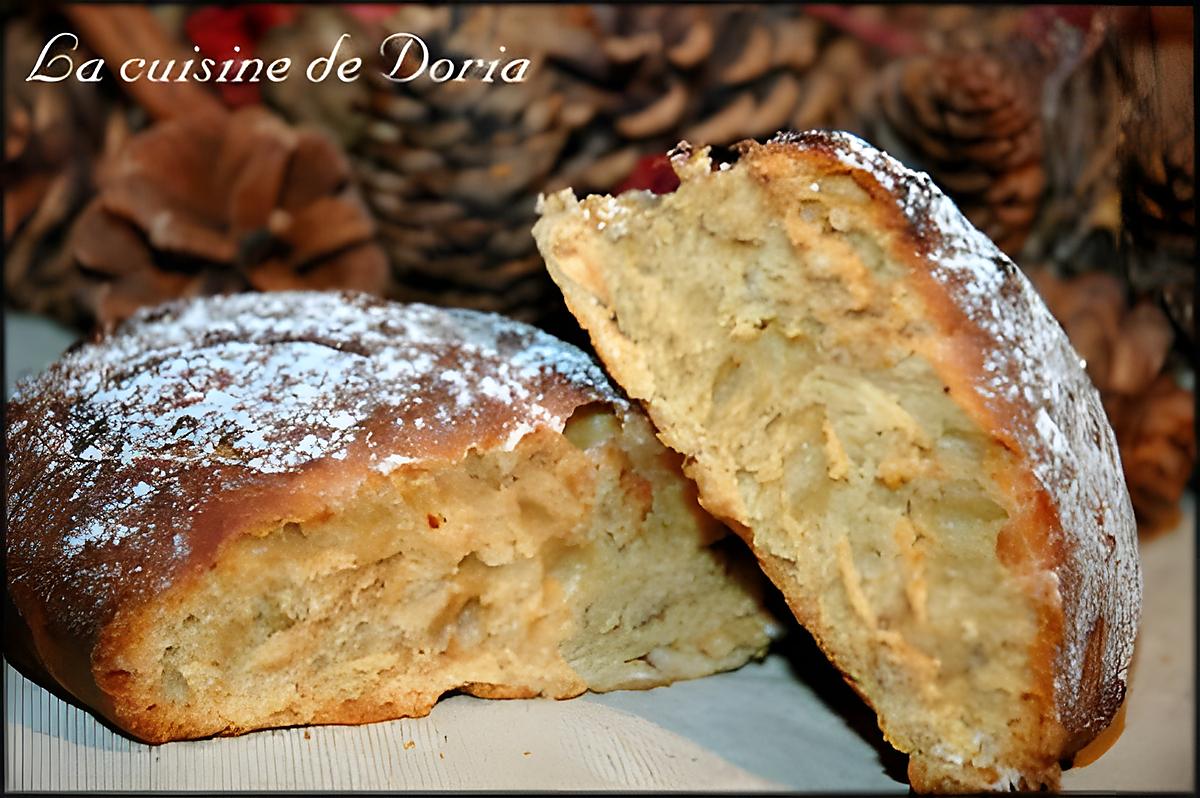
top-left (6, 291), bottom-right (626, 652)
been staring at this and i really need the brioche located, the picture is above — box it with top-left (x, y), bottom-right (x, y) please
top-left (533, 132), bottom-right (1141, 792)
top-left (5, 291), bottom-right (776, 744)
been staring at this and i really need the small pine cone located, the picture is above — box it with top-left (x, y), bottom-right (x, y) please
top-left (1031, 269), bottom-right (1195, 531)
top-left (867, 50), bottom-right (1046, 257)
top-left (64, 107), bottom-right (388, 330)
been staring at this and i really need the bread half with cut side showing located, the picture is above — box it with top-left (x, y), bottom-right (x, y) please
top-left (5, 290), bottom-right (777, 744)
top-left (533, 131), bottom-right (1141, 793)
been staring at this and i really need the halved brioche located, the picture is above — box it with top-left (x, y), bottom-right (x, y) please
top-left (533, 132), bottom-right (1141, 792)
top-left (5, 291), bottom-right (776, 743)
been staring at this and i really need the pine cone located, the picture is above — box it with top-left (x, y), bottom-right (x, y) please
top-left (865, 50), bottom-right (1046, 257)
top-left (1021, 32), bottom-right (1123, 277)
top-left (259, 5), bottom-right (880, 336)
top-left (4, 16), bottom-right (126, 326)
top-left (1117, 7), bottom-right (1195, 345)
top-left (257, 8), bottom-right (374, 151)
top-left (64, 107), bottom-right (388, 329)
top-left (328, 6), bottom-right (608, 335)
top-left (1017, 8), bottom-right (1193, 357)
top-left (595, 5), bottom-right (853, 145)
top-left (1031, 269), bottom-right (1195, 531)
top-left (1122, 90), bottom-right (1194, 256)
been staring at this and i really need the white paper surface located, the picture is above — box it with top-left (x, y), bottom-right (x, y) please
top-left (3, 311), bottom-right (1194, 792)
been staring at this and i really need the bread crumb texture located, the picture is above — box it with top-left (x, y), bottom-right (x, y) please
top-left (533, 131), bottom-right (1139, 793)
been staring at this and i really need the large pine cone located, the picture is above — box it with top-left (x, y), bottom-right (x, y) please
top-left (1032, 269), bottom-right (1195, 531)
top-left (594, 5), bottom-right (862, 146)
top-left (63, 107), bottom-right (388, 329)
top-left (259, 5), bottom-right (875, 335)
top-left (865, 49), bottom-right (1046, 258)
top-left (347, 6), bottom-right (605, 333)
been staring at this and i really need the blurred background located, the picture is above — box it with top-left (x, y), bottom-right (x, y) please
top-left (4, 4), bottom-right (1195, 530)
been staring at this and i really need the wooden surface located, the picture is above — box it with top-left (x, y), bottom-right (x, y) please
top-left (4, 310), bottom-right (1193, 792)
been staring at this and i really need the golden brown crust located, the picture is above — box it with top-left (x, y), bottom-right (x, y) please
top-left (5, 291), bottom-right (625, 728)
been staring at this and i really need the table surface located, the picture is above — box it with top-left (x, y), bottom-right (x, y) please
top-left (4, 310), bottom-right (1194, 792)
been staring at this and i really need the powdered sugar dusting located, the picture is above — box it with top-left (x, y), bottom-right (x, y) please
top-left (778, 130), bottom-right (1140, 736)
top-left (373, 453), bottom-right (418, 474)
top-left (6, 291), bottom-right (624, 639)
